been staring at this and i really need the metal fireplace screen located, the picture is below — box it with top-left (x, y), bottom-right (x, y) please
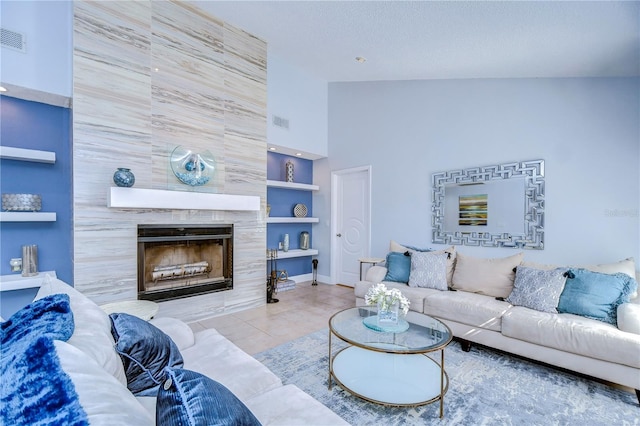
top-left (137, 224), bottom-right (233, 302)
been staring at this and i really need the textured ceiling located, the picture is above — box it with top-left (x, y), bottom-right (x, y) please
top-left (193, 1), bottom-right (640, 82)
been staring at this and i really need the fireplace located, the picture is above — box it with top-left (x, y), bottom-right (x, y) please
top-left (137, 224), bottom-right (233, 302)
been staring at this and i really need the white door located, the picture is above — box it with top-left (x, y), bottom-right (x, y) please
top-left (331, 166), bottom-right (371, 286)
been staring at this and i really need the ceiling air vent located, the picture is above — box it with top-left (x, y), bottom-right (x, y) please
top-left (1, 28), bottom-right (26, 53)
top-left (272, 115), bottom-right (289, 130)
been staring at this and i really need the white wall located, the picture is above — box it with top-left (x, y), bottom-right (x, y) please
top-left (267, 51), bottom-right (328, 159)
top-left (0, 1), bottom-right (72, 97)
top-left (325, 78), bottom-right (640, 271)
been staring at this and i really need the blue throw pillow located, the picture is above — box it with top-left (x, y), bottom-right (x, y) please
top-left (383, 252), bottom-right (411, 283)
top-left (0, 336), bottom-right (89, 426)
top-left (110, 312), bottom-right (184, 396)
top-left (156, 367), bottom-right (261, 426)
top-left (557, 269), bottom-right (638, 325)
top-left (1, 293), bottom-right (74, 352)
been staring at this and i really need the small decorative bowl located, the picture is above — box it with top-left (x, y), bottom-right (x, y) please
top-left (293, 203), bottom-right (308, 218)
top-left (2, 194), bottom-right (42, 211)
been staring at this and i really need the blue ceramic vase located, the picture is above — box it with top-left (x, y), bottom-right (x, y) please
top-left (113, 168), bottom-right (135, 187)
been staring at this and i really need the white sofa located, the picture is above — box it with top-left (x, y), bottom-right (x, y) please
top-left (7, 277), bottom-right (348, 425)
top-left (354, 243), bottom-right (640, 404)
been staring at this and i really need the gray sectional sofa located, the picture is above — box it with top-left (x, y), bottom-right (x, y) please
top-left (354, 242), bottom-right (640, 403)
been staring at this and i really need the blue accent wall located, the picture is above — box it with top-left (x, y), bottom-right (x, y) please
top-left (267, 152), bottom-right (315, 277)
top-left (0, 96), bottom-right (73, 316)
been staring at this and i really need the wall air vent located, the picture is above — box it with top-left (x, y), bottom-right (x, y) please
top-left (272, 115), bottom-right (289, 130)
top-left (1, 28), bottom-right (26, 53)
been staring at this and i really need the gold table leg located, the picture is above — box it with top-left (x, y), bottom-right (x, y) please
top-left (328, 329), bottom-right (333, 390)
top-left (440, 349), bottom-right (445, 418)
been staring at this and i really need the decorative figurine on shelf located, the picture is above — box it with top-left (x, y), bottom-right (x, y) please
top-left (113, 168), bottom-right (135, 187)
top-left (22, 244), bottom-right (38, 277)
top-left (300, 231), bottom-right (309, 250)
top-left (285, 160), bottom-right (294, 183)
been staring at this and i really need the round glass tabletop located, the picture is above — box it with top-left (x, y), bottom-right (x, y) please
top-left (329, 307), bottom-right (452, 354)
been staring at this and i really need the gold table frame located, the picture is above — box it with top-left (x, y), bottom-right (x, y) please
top-left (328, 307), bottom-right (452, 418)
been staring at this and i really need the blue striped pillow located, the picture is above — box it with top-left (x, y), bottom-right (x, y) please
top-left (156, 367), bottom-right (261, 426)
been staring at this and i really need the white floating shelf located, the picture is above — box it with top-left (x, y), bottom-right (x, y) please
top-left (0, 146), bottom-right (56, 163)
top-left (0, 212), bottom-right (57, 222)
top-left (108, 187), bottom-right (260, 211)
top-left (0, 271), bottom-right (57, 292)
top-left (266, 180), bottom-right (319, 191)
top-left (267, 217), bottom-right (319, 223)
top-left (268, 249), bottom-right (318, 259)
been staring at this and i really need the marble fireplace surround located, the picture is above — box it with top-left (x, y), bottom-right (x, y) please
top-left (72, 1), bottom-right (268, 322)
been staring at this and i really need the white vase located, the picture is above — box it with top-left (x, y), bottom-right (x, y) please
top-left (283, 234), bottom-right (289, 252)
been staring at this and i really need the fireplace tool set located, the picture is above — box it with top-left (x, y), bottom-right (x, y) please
top-left (312, 259), bottom-right (318, 285)
top-left (267, 249), bottom-right (279, 303)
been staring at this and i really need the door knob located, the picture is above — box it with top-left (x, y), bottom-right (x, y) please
top-left (336, 233), bottom-right (342, 237)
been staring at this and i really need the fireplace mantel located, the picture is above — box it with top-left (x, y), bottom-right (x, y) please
top-left (108, 187), bottom-right (260, 211)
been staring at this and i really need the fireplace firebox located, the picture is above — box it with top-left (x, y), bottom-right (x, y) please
top-left (137, 224), bottom-right (233, 302)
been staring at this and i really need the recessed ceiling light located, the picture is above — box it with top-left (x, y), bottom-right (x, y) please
top-left (295, 153), bottom-right (302, 156)
top-left (269, 147), bottom-right (277, 151)
top-left (0, 86), bottom-right (7, 92)
top-left (355, 56), bottom-right (366, 63)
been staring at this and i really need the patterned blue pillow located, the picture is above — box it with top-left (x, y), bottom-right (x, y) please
top-left (408, 252), bottom-right (448, 290)
top-left (1, 293), bottom-right (74, 351)
top-left (383, 252), bottom-right (411, 283)
top-left (557, 269), bottom-right (638, 325)
top-left (1, 336), bottom-right (89, 426)
top-left (156, 367), bottom-right (261, 426)
top-left (110, 313), bottom-right (184, 396)
top-left (506, 266), bottom-right (568, 313)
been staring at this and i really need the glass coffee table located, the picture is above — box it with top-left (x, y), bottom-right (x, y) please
top-left (328, 307), bottom-right (452, 417)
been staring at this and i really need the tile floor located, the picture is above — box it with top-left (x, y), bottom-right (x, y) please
top-left (187, 282), bottom-right (356, 355)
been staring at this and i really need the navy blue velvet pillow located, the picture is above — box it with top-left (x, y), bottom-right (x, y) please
top-left (383, 252), bottom-right (411, 283)
top-left (1, 336), bottom-right (89, 426)
top-left (156, 367), bottom-right (261, 426)
top-left (558, 269), bottom-right (638, 325)
top-left (1, 293), bottom-right (74, 351)
top-left (110, 313), bottom-right (184, 396)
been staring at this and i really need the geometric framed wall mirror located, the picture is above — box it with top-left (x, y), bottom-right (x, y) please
top-left (432, 159), bottom-right (544, 249)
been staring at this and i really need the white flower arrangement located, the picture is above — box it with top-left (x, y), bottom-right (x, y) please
top-left (364, 283), bottom-right (410, 316)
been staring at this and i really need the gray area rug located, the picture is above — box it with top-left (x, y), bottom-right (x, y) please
top-left (255, 329), bottom-right (639, 425)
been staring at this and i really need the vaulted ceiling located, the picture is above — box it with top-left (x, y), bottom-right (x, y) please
top-left (194, 1), bottom-right (640, 82)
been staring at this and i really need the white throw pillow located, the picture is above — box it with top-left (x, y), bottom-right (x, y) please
top-left (452, 252), bottom-right (524, 298)
top-left (54, 340), bottom-right (154, 425)
top-left (408, 252), bottom-right (448, 290)
top-left (35, 276), bottom-right (127, 385)
top-left (617, 303), bottom-right (640, 335)
top-left (430, 246), bottom-right (457, 286)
